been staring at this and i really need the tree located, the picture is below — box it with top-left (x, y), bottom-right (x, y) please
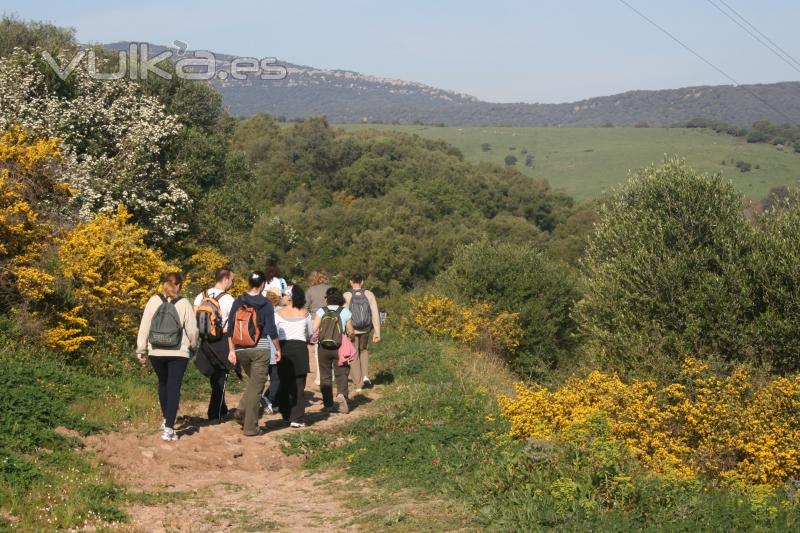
top-left (0, 16), bottom-right (76, 57)
top-left (437, 241), bottom-right (580, 377)
top-left (504, 154), bottom-right (517, 166)
top-left (576, 159), bottom-right (754, 377)
top-left (0, 49), bottom-right (189, 243)
top-left (750, 202), bottom-right (800, 372)
top-left (481, 142), bottom-right (491, 152)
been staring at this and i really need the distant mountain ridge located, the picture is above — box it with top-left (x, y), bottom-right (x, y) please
top-left (103, 42), bottom-right (800, 126)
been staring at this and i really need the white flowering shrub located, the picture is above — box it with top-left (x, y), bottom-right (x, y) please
top-left (0, 48), bottom-right (190, 240)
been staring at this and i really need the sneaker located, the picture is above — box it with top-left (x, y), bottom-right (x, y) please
top-left (335, 393), bottom-right (350, 414)
top-left (322, 404), bottom-right (339, 413)
top-left (290, 421), bottom-right (307, 428)
top-left (363, 378), bottom-right (373, 389)
top-left (161, 427), bottom-right (178, 442)
top-left (160, 419), bottom-right (166, 431)
top-left (262, 399), bottom-right (275, 415)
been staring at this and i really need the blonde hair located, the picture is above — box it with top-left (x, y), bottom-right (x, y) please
top-left (161, 272), bottom-right (183, 299)
top-left (266, 288), bottom-right (282, 306)
top-left (308, 270), bottom-right (330, 286)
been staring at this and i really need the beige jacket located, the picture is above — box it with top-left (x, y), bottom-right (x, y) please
top-left (344, 288), bottom-right (381, 337)
top-left (136, 295), bottom-right (199, 358)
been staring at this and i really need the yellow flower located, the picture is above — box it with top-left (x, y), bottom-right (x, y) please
top-left (499, 360), bottom-right (800, 487)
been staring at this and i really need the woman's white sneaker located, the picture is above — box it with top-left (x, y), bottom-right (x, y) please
top-left (161, 427), bottom-right (178, 442)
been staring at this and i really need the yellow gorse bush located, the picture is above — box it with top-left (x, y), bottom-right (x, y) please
top-left (186, 246), bottom-right (248, 296)
top-left (499, 358), bottom-right (800, 486)
top-left (411, 294), bottom-right (522, 353)
top-left (0, 126), bottom-right (62, 173)
top-left (44, 306), bottom-right (96, 353)
top-left (58, 205), bottom-right (168, 333)
top-left (0, 126), bottom-right (67, 304)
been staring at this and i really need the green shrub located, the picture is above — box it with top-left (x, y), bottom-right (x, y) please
top-left (751, 204), bottom-right (800, 372)
top-left (576, 158), bottom-right (754, 377)
top-left (436, 241), bottom-right (580, 377)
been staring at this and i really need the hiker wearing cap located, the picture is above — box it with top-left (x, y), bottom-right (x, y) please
top-left (275, 285), bottom-right (314, 427)
top-left (227, 271), bottom-right (281, 437)
top-left (344, 274), bottom-right (381, 392)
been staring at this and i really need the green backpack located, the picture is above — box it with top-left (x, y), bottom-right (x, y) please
top-left (319, 306), bottom-right (344, 349)
top-left (148, 295), bottom-right (184, 349)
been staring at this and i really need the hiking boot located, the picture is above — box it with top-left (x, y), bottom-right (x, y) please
top-left (161, 428), bottom-right (178, 442)
top-left (336, 394), bottom-right (350, 414)
top-left (290, 421), bottom-right (307, 428)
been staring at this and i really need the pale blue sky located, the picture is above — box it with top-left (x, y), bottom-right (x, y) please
top-left (3, 0), bottom-right (799, 103)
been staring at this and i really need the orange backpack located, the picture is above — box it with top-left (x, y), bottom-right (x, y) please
top-left (196, 290), bottom-right (226, 342)
top-left (232, 303), bottom-right (260, 348)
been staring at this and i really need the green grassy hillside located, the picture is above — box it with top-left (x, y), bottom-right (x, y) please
top-left (340, 125), bottom-right (800, 200)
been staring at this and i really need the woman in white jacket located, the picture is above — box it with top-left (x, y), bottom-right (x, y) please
top-left (136, 272), bottom-right (199, 442)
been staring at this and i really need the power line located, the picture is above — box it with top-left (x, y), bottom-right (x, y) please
top-left (716, 0), bottom-right (800, 69)
top-left (705, 0), bottom-right (800, 76)
top-left (615, 0), bottom-right (796, 123)
top-left (616, 0), bottom-right (739, 86)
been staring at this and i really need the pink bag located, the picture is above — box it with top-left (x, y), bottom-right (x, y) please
top-left (338, 335), bottom-right (356, 366)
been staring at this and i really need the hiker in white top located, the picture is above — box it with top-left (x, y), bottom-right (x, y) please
top-left (193, 267), bottom-right (236, 422)
top-left (344, 274), bottom-right (381, 392)
top-left (262, 263), bottom-right (287, 299)
top-left (275, 285), bottom-right (314, 427)
top-left (136, 272), bottom-right (198, 442)
top-left (261, 289), bottom-right (283, 414)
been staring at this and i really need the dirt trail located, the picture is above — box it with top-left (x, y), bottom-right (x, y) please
top-left (88, 365), bottom-right (376, 532)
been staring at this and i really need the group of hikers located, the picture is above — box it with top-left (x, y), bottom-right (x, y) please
top-left (135, 267), bottom-right (381, 441)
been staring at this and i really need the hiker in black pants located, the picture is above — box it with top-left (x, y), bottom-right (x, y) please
top-left (193, 268), bottom-right (236, 421)
top-left (274, 285), bottom-right (314, 427)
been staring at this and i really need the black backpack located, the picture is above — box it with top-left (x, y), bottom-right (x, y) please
top-left (350, 289), bottom-right (372, 330)
top-left (148, 295), bottom-right (184, 349)
top-left (319, 306), bottom-right (344, 349)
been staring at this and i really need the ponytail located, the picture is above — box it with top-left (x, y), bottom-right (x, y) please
top-left (161, 272), bottom-right (183, 299)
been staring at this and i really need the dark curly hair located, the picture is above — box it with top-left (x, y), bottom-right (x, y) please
top-left (325, 289), bottom-right (345, 307)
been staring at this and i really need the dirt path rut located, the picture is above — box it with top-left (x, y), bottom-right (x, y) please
top-left (88, 369), bottom-right (375, 532)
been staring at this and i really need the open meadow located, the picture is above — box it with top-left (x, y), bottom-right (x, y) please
top-left (341, 125), bottom-right (800, 200)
